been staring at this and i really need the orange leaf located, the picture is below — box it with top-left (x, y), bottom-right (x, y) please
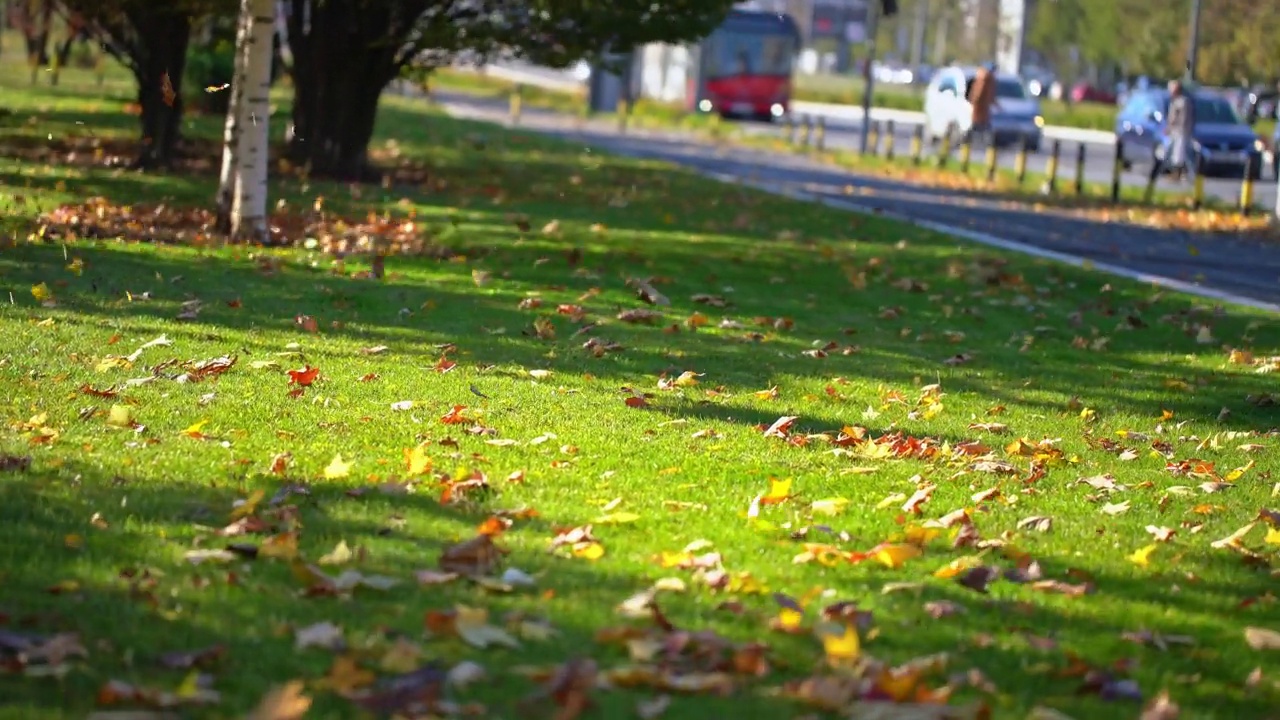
top-left (624, 396), bottom-right (648, 408)
top-left (287, 366), bottom-right (319, 386)
top-left (441, 405), bottom-right (470, 424)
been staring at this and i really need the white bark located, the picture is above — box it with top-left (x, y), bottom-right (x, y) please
top-left (230, 0), bottom-right (275, 243)
top-left (215, 4), bottom-right (251, 232)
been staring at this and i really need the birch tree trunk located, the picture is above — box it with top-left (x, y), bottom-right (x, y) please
top-left (230, 0), bottom-right (275, 243)
top-left (215, 3), bottom-right (251, 234)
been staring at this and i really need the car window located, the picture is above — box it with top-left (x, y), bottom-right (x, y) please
top-left (995, 78), bottom-right (1027, 99)
top-left (1192, 96), bottom-right (1245, 124)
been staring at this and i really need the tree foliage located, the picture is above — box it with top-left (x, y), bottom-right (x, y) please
top-left (282, 0), bottom-right (739, 179)
top-left (1028, 0), bottom-right (1280, 83)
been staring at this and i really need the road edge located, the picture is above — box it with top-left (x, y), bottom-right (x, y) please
top-left (700, 171), bottom-right (1280, 314)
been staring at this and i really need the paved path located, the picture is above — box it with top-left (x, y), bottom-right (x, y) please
top-left (436, 91), bottom-right (1280, 308)
top-left (478, 63), bottom-right (1278, 212)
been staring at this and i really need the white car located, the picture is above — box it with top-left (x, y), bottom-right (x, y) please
top-left (923, 66), bottom-right (1045, 151)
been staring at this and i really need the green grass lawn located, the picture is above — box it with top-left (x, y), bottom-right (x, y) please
top-left (3, 68), bottom-right (1280, 720)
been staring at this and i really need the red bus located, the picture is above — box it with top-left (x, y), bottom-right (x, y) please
top-left (690, 10), bottom-right (801, 122)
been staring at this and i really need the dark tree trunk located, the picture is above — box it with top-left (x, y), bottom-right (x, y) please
top-left (286, 0), bottom-right (403, 181)
top-left (128, 11), bottom-right (191, 169)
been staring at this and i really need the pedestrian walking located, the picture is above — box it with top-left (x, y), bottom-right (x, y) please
top-left (968, 64), bottom-right (999, 147)
top-left (1165, 80), bottom-right (1195, 181)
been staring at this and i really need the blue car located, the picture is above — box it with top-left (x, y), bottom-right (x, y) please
top-left (1115, 89), bottom-right (1266, 179)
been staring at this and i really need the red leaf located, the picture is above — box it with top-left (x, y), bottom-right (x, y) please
top-left (624, 396), bottom-right (648, 408)
top-left (287, 366), bottom-right (320, 386)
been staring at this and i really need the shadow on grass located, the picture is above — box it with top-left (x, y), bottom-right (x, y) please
top-left (4, 236), bottom-right (1277, 439)
top-left (1, 96), bottom-right (1278, 435)
top-left (2, 455), bottom-right (1276, 718)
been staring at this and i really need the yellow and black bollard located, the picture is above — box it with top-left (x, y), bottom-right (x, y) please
top-left (1041, 140), bottom-right (1061, 195)
top-left (1074, 143), bottom-right (1087, 196)
top-left (937, 127), bottom-right (953, 168)
top-left (814, 116), bottom-right (826, 152)
top-left (1143, 154), bottom-right (1160, 204)
top-left (959, 135), bottom-right (973, 174)
top-left (1014, 136), bottom-right (1028, 185)
top-left (984, 142), bottom-right (998, 182)
top-left (800, 115), bottom-right (813, 147)
top-left (1240, 155), bottom-right (1257, 214)
top-left (509, 83), bottom-right (524, 126)
top-left (1111, 140), bottom-right (1124, 204)
top-left (1192, 156), bottom-right (1206, 209)
top-left (910, 125), bottom-right (924, 165)
top-left (869, 121), bottom-right (881, 156)
top-left (616, 97), bottom-right (631, 134)
top-left (883, 120), bottom-right (896, 160)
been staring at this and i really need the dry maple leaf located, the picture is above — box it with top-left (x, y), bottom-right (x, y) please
top-left (245, 680), bottom-right (311, 720)
top-left (618, 308), bottom-right (662, 324)
top-left (1017, 516), bottom-right (1053, 533)
top-left (438, 534), bottom-right (507, 576)
top-left (520, 657), bottom-right (598, 720)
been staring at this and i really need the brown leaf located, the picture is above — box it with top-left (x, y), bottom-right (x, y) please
top-left (438, 534), bottom-right (507, 576)
top-left (245, 680), bottom-right (311, 720)
top-left (956, 565), bottom-right (1001, 594)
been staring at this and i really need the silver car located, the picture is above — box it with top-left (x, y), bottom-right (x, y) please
top-left (923, 66), bottom-right (1045, 151)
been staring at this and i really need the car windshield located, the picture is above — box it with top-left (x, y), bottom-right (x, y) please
top-left (963, 76), bottom-right (1028, 100)
top-left (996, 79), bottom-right (1027, 99)
top-left (1192, 96), bottom-right (1245, 124)
top-left (1158, 93), bottom-right (1246, 124)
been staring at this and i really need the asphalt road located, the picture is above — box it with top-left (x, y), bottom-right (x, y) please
top-left (477, 63), bottom-right (1279, 211)
top-left (436, 91), bottom-right (1280, 308)
top-left (738, 116), bottom-right (1279, 212)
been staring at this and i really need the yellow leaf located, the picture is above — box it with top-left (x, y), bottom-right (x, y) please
top-left (904, 526), bottom-right (942, 546)
top-left (405, 443), bottom-right (432, 476)
top-left (324, 454), bottom-right (353, 480)
top-left (811, 498), bottom-right (849, 516)
top-left (673, 371), bottom-right (701, 387)
top-left (1128, 544), bottom-right (1159, 567)
top-left (874, 543), bottom-right (921, 569)
top-left (1225, 461), bottom-right (1256, 482)
top-left (775, 607), bottom-right (804, 631)
top-left (1264, 527), bottom-right (1280, 545)
top-left (933, 554), bottom-right (982, 579)
top-left (31, 282), bottom-right (52, 302)
top-left (180, 420), bottom-right (209, 438)
top-left (817, 622), bottom-right (860, 661)
top-left (106, 404), bottom-right (134, 428)
top-left (593, 512), bottom-right (641, 524)
top-left (64, 534), bottom-right (83, 550)
top-left (572, 542), bottom-right (606, 560)
top-left (762, 477), bottom-right (793, 503)
top-left (230, 489), bottom-right (265, 520)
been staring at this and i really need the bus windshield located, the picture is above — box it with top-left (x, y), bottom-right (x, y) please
top-left (703, 29), bottom-right (795, 79)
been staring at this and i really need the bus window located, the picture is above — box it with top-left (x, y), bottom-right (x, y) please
top-left (705, 29), bottom-right (794, 79)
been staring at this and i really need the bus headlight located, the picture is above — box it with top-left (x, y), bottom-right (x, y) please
top-left (698, 99), bottom-right (713, 113)
top-left (1033, 115), bottom-right (1045, 128)
top-left (770, 103), bottom-right (784, 117)
top-left (1254, 139), bottom-right (1266, 152)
